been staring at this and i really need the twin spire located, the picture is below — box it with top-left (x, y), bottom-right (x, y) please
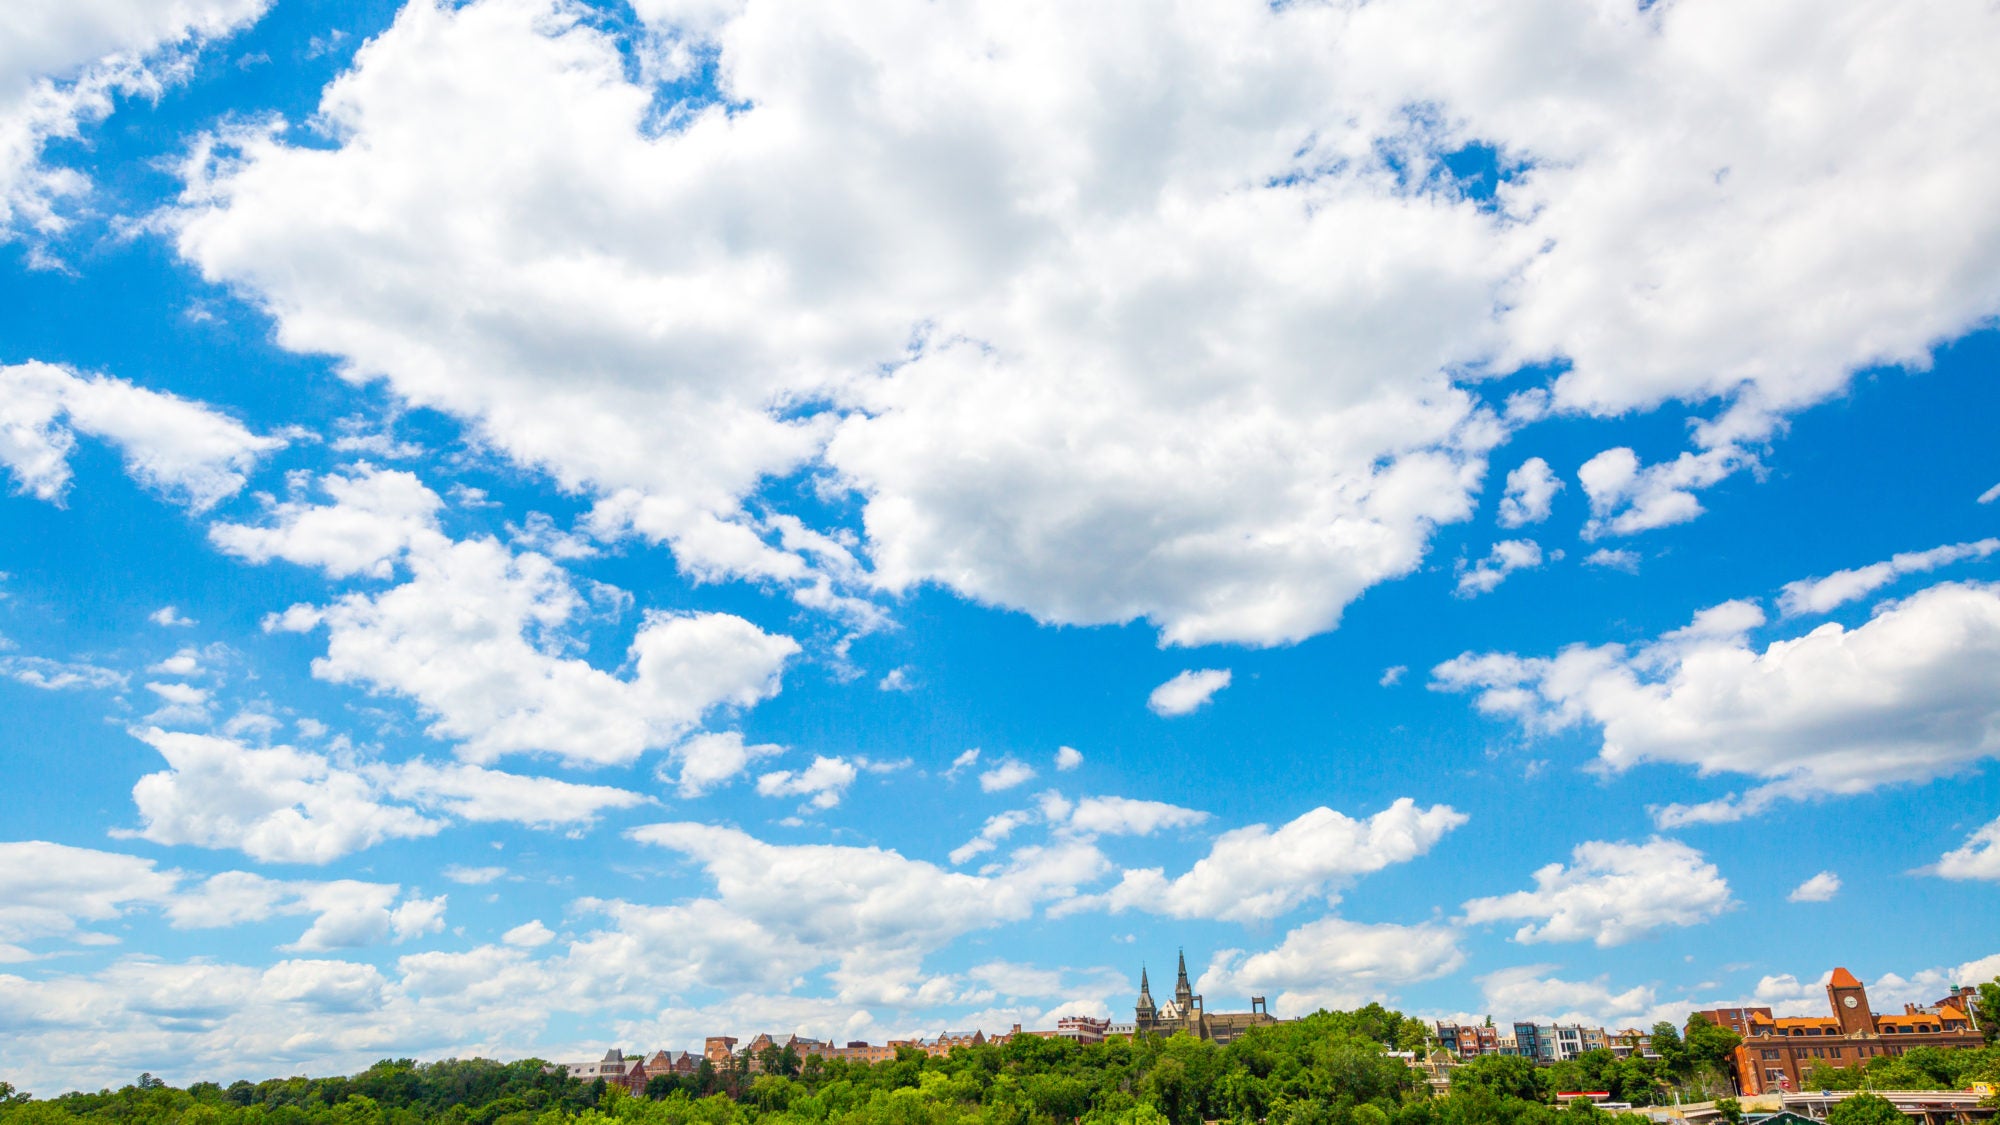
top-left (1138, 950), bottom-right (1195, 1012)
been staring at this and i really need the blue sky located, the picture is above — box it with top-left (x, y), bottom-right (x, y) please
top-left (2, 0), bottom-right (1998, 1096)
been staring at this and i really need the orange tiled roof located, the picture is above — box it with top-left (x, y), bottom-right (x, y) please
top-left (1829, 967), bottom-right (1862, 988)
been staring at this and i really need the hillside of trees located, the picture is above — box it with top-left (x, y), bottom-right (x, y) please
top-left (3, 1004), bottom-right (1996, 1125)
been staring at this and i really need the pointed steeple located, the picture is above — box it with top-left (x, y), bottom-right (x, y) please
top-left (1136, 965), bottom-right (1156, 1019)
top-left (1175, 948), bottom-right (1193, 1007)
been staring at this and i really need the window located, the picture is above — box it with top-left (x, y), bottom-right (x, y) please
top-left (1762, 1050), bottom-right (1781, 1060)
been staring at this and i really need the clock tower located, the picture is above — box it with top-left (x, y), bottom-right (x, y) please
top-left (1826, 966), bottom-right (1873, 1034)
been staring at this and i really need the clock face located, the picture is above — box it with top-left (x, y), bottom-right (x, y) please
top-left (1844, 996), bottom-right (1859, 1008)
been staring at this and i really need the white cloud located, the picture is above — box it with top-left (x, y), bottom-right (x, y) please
top-left (0, 0), bottom-right (269, 237)
top-left (0, 841), bottom-right (177, 959)
top-left (757, 756), bottom-right (860, 809)
top-left (1477, 965), bottom-right (1661, 1028)
top-left (625, 821), bottom-right (1109, 1002)
top-left (1787, 870), bottom-right (1841, 903)
top-left (1497, 457), bottom-right (1562, 527)
top-left (144, 680), bottom-right (214, 725)
top-left (664, 731), bottom-right (784, 797)
top-left (0, 361), bottom-right (280, 509)
top-left (122, 728), bottom-right (444, 864)
top-left (1147, 669), bottom-right (1231, 717)
top-left (167, 872), bottom-right (445, 952)
top-left (1981, 482), bottom-right (2000, 505)
top-left (948, 809), bottom-right (1035, 866)
top-left (1433, 581), bottom-right (2000, 823)
top-left (121, 729), bottom-right (638, 863)
top-left (978, 757), bottom-right (1037, 793)
top-left (268, 525), bottom-right (798, 768)
top-left (1583, 548), bottom-right (1639, 572)
top-left (1932, 817), bottom-right (2000, 883)
top-left (211, 464), bottom-right (446, 578)
top-left (0, 654), bottom-right (125, 691)
top-left (1065, 798), bottom-right (1466, 922)
top-left (1379, 665), bottom-right (1406, 687)
top-left (1777, 538), bottom-right (1999, 617)
top-left (944, 748), bottom-right (980, 778)
top-left (166, 0), bottom-right (2000, 647)
top-left (1455, 538), bottom-right (1543, 597)
top-left (376, 759), bottom-right (645, 826)
top-left (1577, 441), bottom-right (1752, 540)
top-left (1066, 796), bottom-right (1208, 838)
top-left (503, 920), bottom-right (554, 948)
top-left (1461, 838), bottom-right (1733, 947)
top-left (149, 606), bottom-right (196, 627)
top-left (442, 865), bottom-right (507, 886)
top-left (0, 842), bottom-right (445, 962)
top-left (1201, 916), bottom-right (1464, 1015)
top-left (1053, 745), bottom-right (1083, 771)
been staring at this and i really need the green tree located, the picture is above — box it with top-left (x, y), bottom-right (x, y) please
top-left (1714, 1098), bottom-right (1742, 1125)
top-left (1453, 1055), bottom-right (1546, 1103)
top-left (1827, 1094), bottom-right (1906, 1125)
top-left (1681, 1015), bottom-right (1742, 1072)
top-left (1976, 980), bottom-right (2000, 1047)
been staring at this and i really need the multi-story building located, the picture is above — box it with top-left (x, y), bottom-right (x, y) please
top-left (1729, 968), bottom-right (1984, 1095)
top-left (1607, 1030), bottom-right (1658, 1060)
top-left (1435, 1022), bottom-right (1501, 1058)
top-left (1056, 1017), bottom-right (1111, 1045)
top-left (1691, 1007), bottom-right (1775, 1038)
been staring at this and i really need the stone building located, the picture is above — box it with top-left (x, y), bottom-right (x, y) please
top-left (1133, 951), bottom-right (1278, 1044)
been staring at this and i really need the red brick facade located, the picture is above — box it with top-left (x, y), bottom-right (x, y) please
top-left (1728, 968), bottom-right (1983, 1095)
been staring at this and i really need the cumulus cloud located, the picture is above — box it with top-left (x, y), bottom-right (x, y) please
top-left (662, 731), bottom-right (785, 798)
top-left (624, 821), bottom-right (1109, 1002)
top-left (167, 871), bottom-right (445, 952)
top-left (1455, 539), bottom-right (1543, 597)
top-left (1432, 581), bottom-right (2000, 824)
top-left (757, 756), bottom-right (860, 810)
top-left (1147, 669), bottom-right (1232, 717)
top-left (1461, 838), bottom-right (1733, 947)
top-left (1497, 458), bottom-right (1562, 527)
top-left (122, 729), bottom-right (645, 862)
top-left (1200, 916), bottom-right (1464, 1015)
top-left (1932, 817), bottom-right (2000, 883)
top-left (1777, 538), bottom-right (2000, 617)
top-left (0, 654), bottom-right (125, 691)
top-left (1063, 798), bottom-right (1466, 922)
top-left (122, 728), bottom-right (444, 864)
top-left (161, 0), bottom-right (2000, 646)
top-left (375, 759), bottom-right (645, 827)
top-left (1066, 797), bottom-right (1209, 838)
top-left (978, 757), bottom-right (1037, 792)
top-left (1583, 548), bottom-right (1639, 572)
top-left (0, 842), bottom-right (444, 962)
top-left (149, 606), bottom-right (196, 627)
top-left (1477, 965), bottom-right (1661, 1028)
top-left (503, 920), bottom-right (554, 948)
top-left (1, 0), bottom-right (269, 237)
top-left (1787, 871), bottom-right (1841, 903)
top-left (249, 483), bottom-right (799, 766)
top-left (1053, 745), bottom-right (1083, 771)
top-left (211, 464), bottom-right (446, 578)
top-left (0, 361), bottom-right (280, 509)
top-left (0, 841), bottom-right (177, 959)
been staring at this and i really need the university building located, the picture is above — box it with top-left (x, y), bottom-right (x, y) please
top-left (1133, 951), bottom-right (1280, 1044)
top-left (1723, 968), bottom-right (1983, 1095)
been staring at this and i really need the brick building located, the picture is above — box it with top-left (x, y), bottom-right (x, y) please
top-left (1728, 967), bottom-right (1983, 1095)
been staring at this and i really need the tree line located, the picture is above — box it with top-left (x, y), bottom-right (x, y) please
top-left (2, 1001), bottom-right (1996, 1125)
